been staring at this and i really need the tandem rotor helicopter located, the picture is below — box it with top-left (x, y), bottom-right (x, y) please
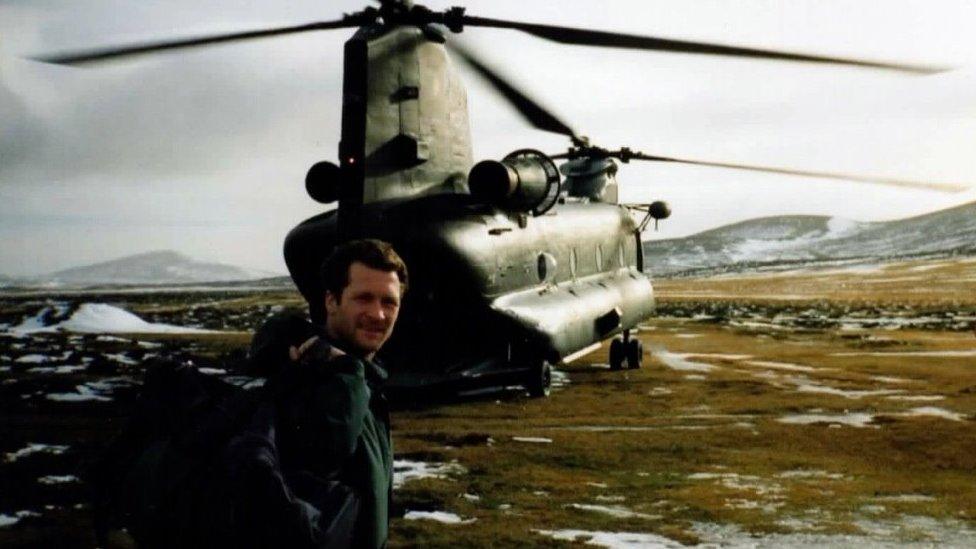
top-left (35, 0), bottom-right (961, 397)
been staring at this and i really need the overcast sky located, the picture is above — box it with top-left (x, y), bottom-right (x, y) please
top-left (2, 0), bottom-right (976, 276)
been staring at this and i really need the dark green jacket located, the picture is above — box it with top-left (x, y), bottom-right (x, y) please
top-left (274, 352), bottom-right (393, 549)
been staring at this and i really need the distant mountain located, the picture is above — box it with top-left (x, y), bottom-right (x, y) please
top-left (644, 200), bottom-right (976, 277)
top-left (39, 250), bottom-right (279, 286)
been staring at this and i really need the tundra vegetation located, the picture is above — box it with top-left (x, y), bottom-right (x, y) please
top-left (0, 257), bottom-right (974, 547)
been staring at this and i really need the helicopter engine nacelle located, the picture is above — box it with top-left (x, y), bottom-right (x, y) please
top-left (468, 149), bottom-right (561, 215)
top-left (305, 161), bottom-right (342, 204)
top-left (560, 157), bottom-right (618, 203)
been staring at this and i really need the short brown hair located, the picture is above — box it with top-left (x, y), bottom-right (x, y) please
top-left (321, 239), bottom-right (408, 299)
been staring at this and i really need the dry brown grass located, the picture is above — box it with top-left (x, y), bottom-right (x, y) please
top-left (390, 258), bottom-right (976, 546)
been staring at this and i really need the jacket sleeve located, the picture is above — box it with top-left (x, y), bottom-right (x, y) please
top-left (307, 355), bottom-right (370, 467)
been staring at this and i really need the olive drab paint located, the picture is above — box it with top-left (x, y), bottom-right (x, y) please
top-left (287, 23), bottom-right (654, 396)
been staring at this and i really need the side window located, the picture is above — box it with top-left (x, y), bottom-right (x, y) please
top-left (618, 243), bottom-right (625, 268)
top-left (570, 248), bottom-right (578, 279)
top-left (595, 244), bottom-right (603, 271)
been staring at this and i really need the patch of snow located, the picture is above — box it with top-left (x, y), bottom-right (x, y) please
top-left (875, 494), bottom-right (935, 503)
top-left (648, 387), bottom-right (672, 396)
top-left (567, 503), bottom-right (660, 520)
top-left (15, 354), bottom-right (49, 364)
top-left (833, 350), bottom-right (976, 357)
top-left (795, 384), bottom-right (903, 400)
top-left (104, 352), bottom-right (138, 365)
top-left (690, 353), bottom-right (753, 361)
top-left (462, 493), bottom-right (480, 502)
top-left (595, 495), bottom-right (626, 503)
top-left (8, 304), bottom-right (68, 334)
top-left (57, 303), bottom-right (215, 334)
top-left (684, 374), bottom-right (706, 381)
top-left (37, 474), bottom-right (79, 485)
top-left (536, 529), bottom-right (682, 548)
top-left (776, 470), bottom-right (846, 480)
top-left (198, 367), bottom-right (227, 375)
top-left (403, 510), bottom-right (475, 524)
top-left (0, 511), bottom-right (39, 528)
top-left (96, 335), bottom-right (128, 343)
top-left (870, 376), bottom-right (915, 384)
top-left (674, 333), bottom-right (702, 339)
top-left (654, 351), bottom-right (714, 372)
top-left (778, 412), bottom-right (877, 428)
top-left (393, 459), bottom-right (466, 489)
top-left (0, 514), bottom-right (19, 528)
top-left (886, 395), bottom-right (945, 402)
top-left (512, 436), bottom-right (552, 443)
top-left (4, 443), bottom-right (69, 463)
top-left (725, 498), bottom-right (784, 513)
top-left (26, 365), bottom-right (86, 374)
top-left (586, 482), bottom-right (609, 488)
top-left (743, 360), bottom-right (817, 372)
top-left (901, 407), bottom-right (966, 421)
top-left (46, 384), bottom-right (113, 402)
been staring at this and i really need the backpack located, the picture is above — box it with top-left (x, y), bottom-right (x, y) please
top-left (90, 358), bottom-right (360, 548)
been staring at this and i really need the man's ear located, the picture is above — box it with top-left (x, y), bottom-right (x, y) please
top-left (324, 291), bottom-right (339, 316)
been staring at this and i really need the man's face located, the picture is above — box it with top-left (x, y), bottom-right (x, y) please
top-left (324, 261), bottom-right (402, 358)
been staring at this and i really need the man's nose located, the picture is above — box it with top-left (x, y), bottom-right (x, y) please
top-left (365, 300), bottom-right (386, 320)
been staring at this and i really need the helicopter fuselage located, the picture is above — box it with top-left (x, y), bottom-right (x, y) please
top-left (285, 192), bottom-right (653, 393)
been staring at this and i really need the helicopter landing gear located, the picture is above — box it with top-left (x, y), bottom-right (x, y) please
top-left (525, 359), bottom-right (552, 398)
top-left (626, 338), bottom-right (643, 369)
top-left (610, 330), bottom-right (643, 370)
top-left (609, 338), bottom-right (625, 371)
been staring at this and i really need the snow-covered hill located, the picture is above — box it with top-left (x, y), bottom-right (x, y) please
top-left (34, 250), bottom-right (277, 287)
top-left (644, 200), bottom-right (976, 277)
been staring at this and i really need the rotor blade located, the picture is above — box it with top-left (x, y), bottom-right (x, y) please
top-left (628, 153), bottom-right (967, 192)
top-left (447, 41), bottom-right (578, 140)
top-left (462, 16), bottom-right (946, 74)
top-left (34, 17), bottom-right (365, 66)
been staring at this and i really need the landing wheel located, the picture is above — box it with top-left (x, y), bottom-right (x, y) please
top-left (626, 339), bottom-right (643, 369)
top-left (609, 338), bottom-right (625, 371)
top-left (525, 360), bottom-right (552, 398)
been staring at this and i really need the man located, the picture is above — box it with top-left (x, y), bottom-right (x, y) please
top-left (94, 240), bottom-right (407, 549)
top-left (240, 239), bottom-right (407, 549)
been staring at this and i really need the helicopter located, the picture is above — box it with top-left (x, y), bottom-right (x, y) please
top-left (34, 0), bottom-right (963, 398)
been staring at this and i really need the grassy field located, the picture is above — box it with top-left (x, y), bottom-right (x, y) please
top-left (1, 257), bottom-right (975, 546)
top-left (390, 322), bottom-right (976, 546)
